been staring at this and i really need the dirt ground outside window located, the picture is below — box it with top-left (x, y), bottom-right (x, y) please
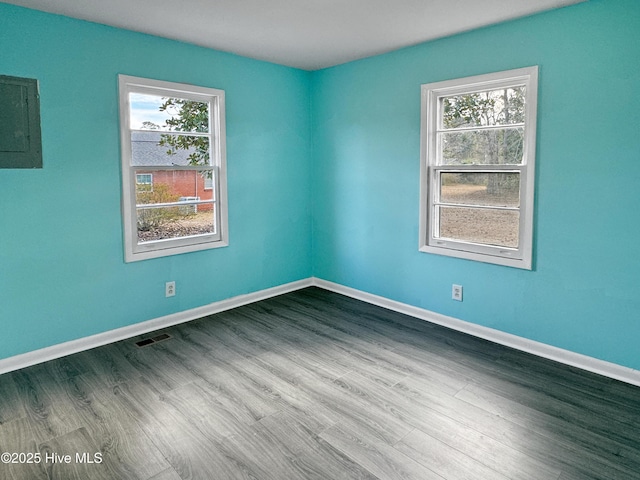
top-left (438, 184), bottom-right (519, 248)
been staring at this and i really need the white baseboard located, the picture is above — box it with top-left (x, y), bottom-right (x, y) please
top-left (3, 275), bottom-right (639, 388)
top-left (0, 278), bottom-right (313, 375)
top-left (312, 278), bottom-right (640, 388)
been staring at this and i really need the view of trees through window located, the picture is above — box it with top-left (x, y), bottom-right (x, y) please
top-left (436, 86), bottom-right (526, 247)
top-left (141, 97), bottom-right (211, 165)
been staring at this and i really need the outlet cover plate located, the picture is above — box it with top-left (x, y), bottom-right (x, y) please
top-left (452, 284), bottom-right (463, 301)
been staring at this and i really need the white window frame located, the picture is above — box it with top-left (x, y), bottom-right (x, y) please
top-left (119, 75), bottom-right (228, 262)
top-left (419, 66), bottom-right (538, 269)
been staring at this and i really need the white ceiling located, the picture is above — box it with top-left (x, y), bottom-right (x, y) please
top-left (3, 0), bottom-right (586, 70)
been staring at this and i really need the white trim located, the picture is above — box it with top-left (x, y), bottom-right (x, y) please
top-left (2, 276), bottom-right (639, 388)
top-left (0, 278), bottom-right (312, 375)
top-left (311, 278), bottom-right (640, 388)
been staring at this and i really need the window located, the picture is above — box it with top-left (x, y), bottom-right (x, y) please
top-left (119, 75), bottom-right (228, 262)
top-left (419, 67), bottom-right (538, 269)
top-left (136, 173), bottom-right (153, 191)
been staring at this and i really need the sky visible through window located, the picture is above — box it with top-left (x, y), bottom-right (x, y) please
top-left (129, 93), bottom-right (174, 130)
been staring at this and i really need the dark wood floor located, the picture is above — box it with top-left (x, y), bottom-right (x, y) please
top-left (1, 287), bottom-right (639, 479)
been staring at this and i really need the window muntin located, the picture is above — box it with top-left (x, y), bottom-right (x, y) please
top-left (119, 75), bottom-right (228, 262)
top-left (419, 67), bottom-right (538, 269)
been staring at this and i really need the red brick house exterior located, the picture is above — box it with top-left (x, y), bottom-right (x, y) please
top-left (132, 131), bottom-right (214, 211)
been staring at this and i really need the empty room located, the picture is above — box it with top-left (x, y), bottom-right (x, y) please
top-left (1, 0), bottom-right (639, 478)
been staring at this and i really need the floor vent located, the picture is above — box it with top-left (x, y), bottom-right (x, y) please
top-left (135, 333), bottom-right (172, 348)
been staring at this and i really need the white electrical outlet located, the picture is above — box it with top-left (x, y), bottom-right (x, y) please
top-left (165, 281), bottom-right (176, 297)
top-left (452, 284), bottom-right (463, 301)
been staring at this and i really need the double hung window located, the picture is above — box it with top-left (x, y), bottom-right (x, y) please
top-left (419, 67), bottom-right (538, 269)
top-left (119, 75), bottom-right (228, 262)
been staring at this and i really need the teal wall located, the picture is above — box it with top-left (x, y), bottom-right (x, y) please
top-left (0, 4), bottom-right (312, 359)
top-left (311, 0), bottom-right (640, 370)
top-left (2, 0), bottom-right (639, 372)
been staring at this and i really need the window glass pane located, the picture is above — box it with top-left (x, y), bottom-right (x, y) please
top-left (129, 93), bottom-right (209, 133)
top-left (437, 206), bottom-right (519, 248)
top-left (441, 87), bottom-right (525, 129)
top-left (440, 172), bottom-right (520, 207)
top-left (137, 203), bottom-right (216, 243)
top-left (440, 127), bottom-right (524, 165)
top-left (131, 131), bottom-right (210, 166)
top-left (135, 169), bottom-right (214, 203)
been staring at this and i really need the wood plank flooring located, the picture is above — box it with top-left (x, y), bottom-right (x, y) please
top-left (1, 287), bottom-right (639, 479)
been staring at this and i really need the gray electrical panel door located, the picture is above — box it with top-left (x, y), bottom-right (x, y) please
top-left (0, 75), bottom-right (42, 168)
